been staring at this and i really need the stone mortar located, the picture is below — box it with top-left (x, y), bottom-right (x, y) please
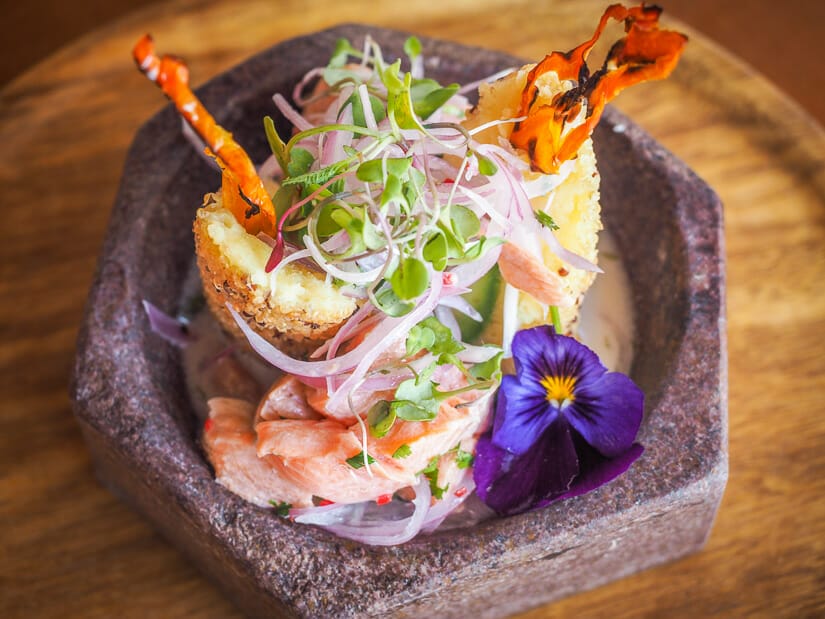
top-left (71, 25), bottom-right (727, 619)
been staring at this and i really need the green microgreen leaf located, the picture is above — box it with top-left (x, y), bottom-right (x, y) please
top-left (268, 500), bottom-right (292, 517)
top-left (316, 202), bottom-right (343, 237)
top-left (390, 256), bottom-right (429, 300)
top-left (422, 231), bottom-right (448, 271)
top-left (410, 79), bottom-right (460, 120)
top-left (346, 452), bottom-right (376, 469)
top-left (361, 210), bottom-right (385, 251)
top-left (367, 400), bottom-right (396, 438)
top-left (392, 399), bottom-right (439, 421)
top-left (450, 204), bottom-right (481, 240)
top-left (404, 36), bottom-right (422, 60)
top-left (374, 286), bottom-right (415, 317)
top-left (394, 363), bottom-right (435, 401)
top-left (476, 151), bottom-right (499, 176)
top-left (455, 236), bottom-right (505, 264)
top-left (469, 350), bottom-right (504, 382)
top-left (392, 444), bottom-right (412, 459)
top-left (329, 38), bottom-right (358, 68)
top-left (263, 116), bottom-right (288, 173)
top-left (380, 174), bottom-right (404, 207)
top-left (405, 323), bottom-right (436, 357)
top-left (550, 305), bottom-right (563, 333)
top-left (286, 147), bottom-right (315, 178)
top-left (536, 210), bottom-right (560, 231)
top-left (356, 159), bottom-right (384, 183)
top-left (272, 184), bottom-right (299, 221)
top-left (347, 92), bottom-right (387, 128)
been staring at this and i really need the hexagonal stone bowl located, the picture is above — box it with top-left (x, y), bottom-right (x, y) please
top-left (71, 25), bottom-right (727, 619)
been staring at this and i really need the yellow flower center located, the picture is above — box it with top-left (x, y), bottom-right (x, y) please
top-left (540, 374), bottom-right (576, 407)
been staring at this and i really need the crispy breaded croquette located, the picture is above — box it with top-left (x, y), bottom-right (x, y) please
top-left (194, 194), bottom-right (357, 356)
top-left (465, 66), bottom-right (602, 335)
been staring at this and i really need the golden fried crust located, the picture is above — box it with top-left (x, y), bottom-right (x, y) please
top-left (193, 197), bottom-right (357, 357)
top-left (465, 66), bottom-right (602, 336)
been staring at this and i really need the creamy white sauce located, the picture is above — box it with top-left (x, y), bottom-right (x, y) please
top-left (577, 231), bottom-right (635, 373)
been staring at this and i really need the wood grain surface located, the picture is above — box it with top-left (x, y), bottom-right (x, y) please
top-left (1, 1), bottom-right (824, 617)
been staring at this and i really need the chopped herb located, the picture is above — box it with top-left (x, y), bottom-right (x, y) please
top-left (455, 448), bottom-right (474, 469)
top-left (268, 500), bottom-right (292, 517)
top-left (346, 452), bottom-right (376, 469)
top-left (392, 444), bottom-right (412, 459)
top-left (536, 210), bottom-right (560, 231)
top-left (367, 400), bottom-right (396, 438)
top-left (420, 456), bottom-right (449, 500)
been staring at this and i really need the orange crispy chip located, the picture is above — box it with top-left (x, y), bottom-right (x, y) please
top-left (133, 34), bottom-right (277, 236)
top-left (510, 4), bottom-right (687, 174)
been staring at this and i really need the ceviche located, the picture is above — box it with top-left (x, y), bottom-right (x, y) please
top-left (136, 3), bottom-right (686, 545)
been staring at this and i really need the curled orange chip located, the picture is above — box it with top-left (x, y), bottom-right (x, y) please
top-left (133, 34), bottom-right (277, 236)
top-left (510, 3), bottom-right (687, 174)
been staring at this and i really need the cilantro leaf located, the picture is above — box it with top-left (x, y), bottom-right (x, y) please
top-left (536, 210), bottom-right (560, 231)
top-left (268, 500), bottom-right (292, 517)
top-left (455, 447), bottom-right (474, 469)
top-left (346, 452), bottom-right (376, 469)
top-left (367, 400), bottom-right (396, 438)
top-left (420, 456), bottom-right (449, 500)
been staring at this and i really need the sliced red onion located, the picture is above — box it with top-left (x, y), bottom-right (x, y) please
top-left (466, 115), bottom-right (525, 137)
top-left (421, 470), bottom-right (476, 533)
top-left (180, 119), bottom-right (218, 167)
top-left (292, 477), bottom-right (432, 546)
top-left (519, 204), bottom-right (602, 273)
top-left (450, 242), bottom-right (502, 289)
top-left (229, 304), bottom-right (395, 378)
top-left (458, 67), bottom-right (516, 94)
top-left (438, 293), bottom-right (482, 322)
top-left (501, 283), bottom-right (520, 357)
top-left (325, 268), bottom-right (443, 412)
top-left (303, 234), bottom-right (384, 285)
top-left (142, 300), bottom-right (194, 347)
top-left (435, 306), bottom-right (461, 339)
top-left (257, 154), bottom-right (282, 180)
top-left (323, 301), bottom-right (375, 361)
top-left (273, 93), bottom-right (314, 131)
top-left (456, 343), bottom-right (501, 364)
top-left (292, 67), bottom-right (325, 107)
top-left (357, 84), bottom-right (378, 130)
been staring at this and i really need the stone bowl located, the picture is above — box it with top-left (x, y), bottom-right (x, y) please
top-left (71, 25), bottom-right (727, 619)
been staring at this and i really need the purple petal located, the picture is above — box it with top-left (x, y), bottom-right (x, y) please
top-left (537, 438), bottom-right (644, 507)
top-left (565, 372), bottom-right (644, 457)
top-left (491, 375), bottom-right (557, 455)
top-left (512, 326), bottom-right (605, 387)
top-left (474, 418), bottom-right (579, 516)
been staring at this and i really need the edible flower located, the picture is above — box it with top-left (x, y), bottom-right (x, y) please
top-left (473, 326), bottom-right (644, 516)
top-left (510, 4), bottom-right (687, 173)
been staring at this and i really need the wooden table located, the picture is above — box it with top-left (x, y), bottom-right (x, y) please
top-left (2, 1), bottom-right (823, 616)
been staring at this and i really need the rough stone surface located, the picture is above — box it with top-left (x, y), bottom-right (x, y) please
top-left (71, 25), bottom-right (727, 619)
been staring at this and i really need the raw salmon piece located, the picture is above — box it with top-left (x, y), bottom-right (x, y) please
top-left (202, 397), bottom-right (314, 507)
top-left (257, 375), bottom-right (323, 423)
top-left (498, 241), bottom-right (573, 306)
top-left (256, 418), bottom-right (410, 504)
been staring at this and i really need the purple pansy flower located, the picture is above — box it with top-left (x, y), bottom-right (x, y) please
top-left (474, 326), bottom-right (644, 516)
